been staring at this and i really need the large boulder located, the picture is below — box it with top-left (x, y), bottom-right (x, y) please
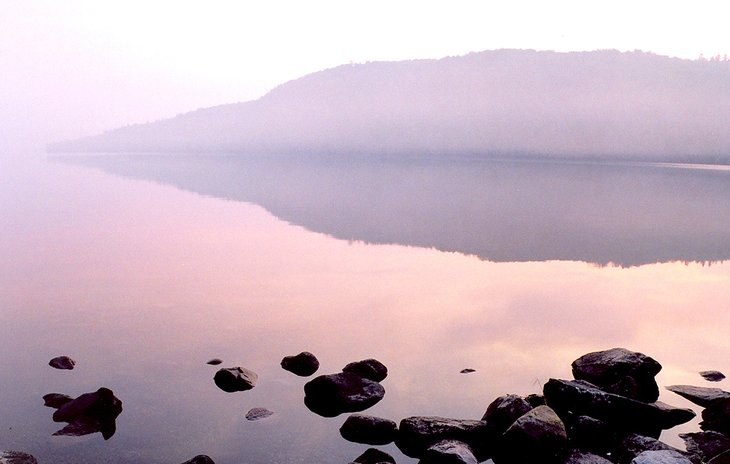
top-left (680, 431), bottom-right (730, 462)
top-left (396, 416), bottom-right (490, 460)
top-left (303, 372), bottom-right (384, 417)
top-left (613, 433), bottom-right (698, 464)
top-left (544, 379), bottom-right (695, 437)
top-left (701, 398), bottom-right (730, 434)
top-left (567, 415), bottom-right (620, 455)
top-left (571, 348), bottom-right (662, 402)
top-left (481, 394), bottom-right (533, 436)
top-left (50, 387), bottom-right (123, 440)
top-left (339, 414), bottom-right (398, 445)
top-left (213, 367), bottom-right (258, 392)
top-left (630, 450), bottom-right (694, 464)
top-left (280, 351), bottom-right (319, 377)
top-left (420, 439), bottom-right (479, 464)
top-left (349, 448), bottom-right (396, 464)
top-left (666, 385), bottom-right (730, 407)
top-left (495, 405), bottom-right (568, 464)
top-left (342, 359), bottom-right (388, 382)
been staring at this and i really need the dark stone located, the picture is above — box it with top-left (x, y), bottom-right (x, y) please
top-left (543, 379), bottom-right (695, 437)
top-left (666, 385), bottom-right (730, 407)
top-left (701, 371), bottom-right (727, 382)
top-left (525, 393), bottom-right (546, 407)
top-left (680, 431), bottom-right (730, 462)
top-left (567, 415), bottom-right (620, 455)
top-left (42, 393), bottom-right (73, 409)
top-left (180, 456), bottom-right (216, 464)
top-left (613, 433), bottom-right (697, 464)
top-left (280, 351), bottom-right (319, 376)
top-left (709, 450), bottom-right (730, 464)
top-left (481, 394), bottom-right (533, 436)
top-left (702, 398), bottom-right (730, 434)
top-left (339, 413), bottom-right (398, 445)
top-left (350, 448), bottom-right (396, 464)
top-left (213, 367), bottom-right (258, 392)
top-left (206, 358), bottom-right (222, 365)
top-left (460, 368), bottom-right (476, 374)
top-left (48, 356), bottom-right (76, 370)
top-left (571, 348), bottom-right (662, 402)
top-left (564, 449), bottom-right (615, 464)
top-left (630, 450), bottom-right (694, 464)
top-left (396, 416), bottom-right (490, 460)
top-left (245, 408), bottom-right (273, 421)
top-left (303, 372), bottom-right (384, 417)
top-left (495, 405), bottom-right (568, 464)
top-left (420, 439), bottom-right (478, 464)
top-left (342, 359), bottom-right (388, 382)
top-left (50, 387), bottom-right (123, 440)
top-left (0, 451), bottom-right (39, 464)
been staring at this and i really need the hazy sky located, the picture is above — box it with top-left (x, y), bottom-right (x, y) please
top-left (2, 0), bottom-right (729, 148)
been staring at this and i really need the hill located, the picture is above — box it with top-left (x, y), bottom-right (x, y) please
top-left (49, 49), bottom-right (730, 163)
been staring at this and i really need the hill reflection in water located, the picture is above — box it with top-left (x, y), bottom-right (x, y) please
top-left (59, 154), bottom-right (730, 267)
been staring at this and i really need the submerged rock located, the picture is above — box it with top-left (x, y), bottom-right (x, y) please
top-left (701, 371), bottom-right (727, 382)
top-left (304, 372), bottom-right (384, 417)
top-left (350, 448), bottom-right (396, 464)
top-left (420, 439), bottom-right (478, 464)
top-left (342, 359), bottom-right (388, 382)
top-left (0, 451), bottom-right (38, 464)
top-left (339, 413), bottom-right (398, 445)
top-left (666, 385), bottom-right (730, 407)
top-left (42, 393), bottom-right (73, 409)
top-left (460, 368), bottom-right (476, 374)
top-left (48, 356), bottom-right (76, 370)
top-left (571, 348), bottom-right (662, 402)
top-left (245, 408), bottom-right (274, 421)
top-left (496, 405), bottom-right (568, 464)
top-left (213, 367), bottom-right (258, 392)
top-left (206, 358), bottom-right (222, 365)
top-left (281, 351), bottom-right (319, 376)
top-left (180, 456), bottom-right (215, 464)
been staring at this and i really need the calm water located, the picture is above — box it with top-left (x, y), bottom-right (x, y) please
top-left (2, 152), bottom-right (730, 463)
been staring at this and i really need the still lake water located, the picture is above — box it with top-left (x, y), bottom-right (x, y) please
top-left (2, 151), bottom-right (730, 463)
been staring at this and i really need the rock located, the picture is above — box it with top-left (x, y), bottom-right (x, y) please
top-left (350, 448), bottom-right (396, 464)
top-left (481, 394), bottom-right (533, 436)
top-left (543, 378), bottom-right (695, 437)
top-left (702, 398), bottom-right (730, 434)
top-left (571, 348), bottom-right (662, 402)
top-left (702, 371), bottom-right (727, 382)
top-left (420, 439), bottom-right (478, 464)
top-left (180, 456), bottom-right (216, 464)
top-left (680, 431), bottom-right (730, 462)
top-left (303, 372), bottom-right (385, 417)
top-left (631, 450), bottom-right (694, 464)
top-left (460, 368), bottom-right (476, 374)
top-left (342, 359), bottom-right (388, 382)
top-left (666, 385), bottom-right (730, 407)
top-left (48, 356), bottom-right (75, 370)
top-left (613, 433), bottom-right (697, 464)
top-left (709, 450), bottom-right (730, 464)
top-left (42, 393), bottom-right (73, 409)
top-left (280, 351), bottom-right (319, 376)
top-left (525, 393), bottom-right (546, 407)
top-left (496, 405), bottom-right (568, 464)
top-left (564, 449), bottom-right (615, 464)
top-left (206, 358), bottom-right (222, 365)
top-left (50, 387), bottom-right (123, 440)
top-left (0, 451), bottom-right (38, 464)
top-left (213, 367), bottom-right (258, 392)
top-left (396, 416), bottom-right (490, 460)
top-left (339, 413), bottom-right (398, 445)
top-left (567, 415), bottom-right (620, 455)
top-left (245, 408), bottom-right (273, 421)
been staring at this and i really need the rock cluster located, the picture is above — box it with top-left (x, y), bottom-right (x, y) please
top-left (43, 387), bottom-right (123, 440)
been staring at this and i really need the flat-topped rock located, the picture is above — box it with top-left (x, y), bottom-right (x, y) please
top-left (339, 414), bottom-right (397, 445)
top-left (304, 372), bottom-right (384, 417)
top-left (396, 416), bottom-right (490, 460)
top-left (667, 385), bottom-right (730, 407)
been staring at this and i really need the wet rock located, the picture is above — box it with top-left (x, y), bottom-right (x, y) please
top-left (564, 449), bottom-right (615, 464)
top-left (460, 368), bottom-right (476, 374)
top-left (420, 439), bottom-right (478, 464)
top-left (50, 387), bottom-right (123, 440)
top-left (571, 348), bottom-right (662, 402)
top-left (396, 416), bottom-right (490, 460)
top-left (48, 356), bottom-right (75, 370)
top-left (303, 372), bottom-right (384, 417)
top-left (245, 408), bottom-right (273, 421)
top-left (0, 451), bottom-right (38, 464)
top-left (481, 394), bottom-right (533, 436)
top-left (206, 358), bottom-right (222, 365)
top-left (701, 371), bottom-right (727, 382)
top-left (496, 405), bottom-right (568, 464)
top-left (631, 450), bottom-right (694, 464)
top-left (280, 351), bottom-right (319, 377)
top-left (350, 448), bottom-right (396, 464)
top-left (213, 367), bottom-right (258, 392)
top-left (613, 433), bottom-right (697, 464)
top-left (702, 398), bottom-right (730, 434)
top-left (680, 431), bottom-right (730, 462)
top-left (180, 456), bottom-right (215, 464)
top-left (339, 413), bottom-right (398, 445)
top-left (567, 415), bottom-right (620, 455)
top-left (525, 393), bottom-right (546, 407)
top-left (666, 385), bottom-right (730, 407)
top-left (544, 378), bottom-right (695, 437)
top-left (42, 393), bottom-right (73, 409)
top-left (342, 359), bottom-right (388, 382)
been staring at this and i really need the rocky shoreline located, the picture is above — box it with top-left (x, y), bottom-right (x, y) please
top-left (12, 348), bottom-right (730, 463)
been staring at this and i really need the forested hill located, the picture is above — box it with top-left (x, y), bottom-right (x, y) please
top-left (49, 49), bottom-right (730, 164)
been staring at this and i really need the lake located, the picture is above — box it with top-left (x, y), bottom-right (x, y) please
top-left (2, 151), bottom-right (730, 463)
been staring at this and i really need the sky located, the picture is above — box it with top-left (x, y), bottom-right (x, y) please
top-left (2, 0), bottom-right (729, 149)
